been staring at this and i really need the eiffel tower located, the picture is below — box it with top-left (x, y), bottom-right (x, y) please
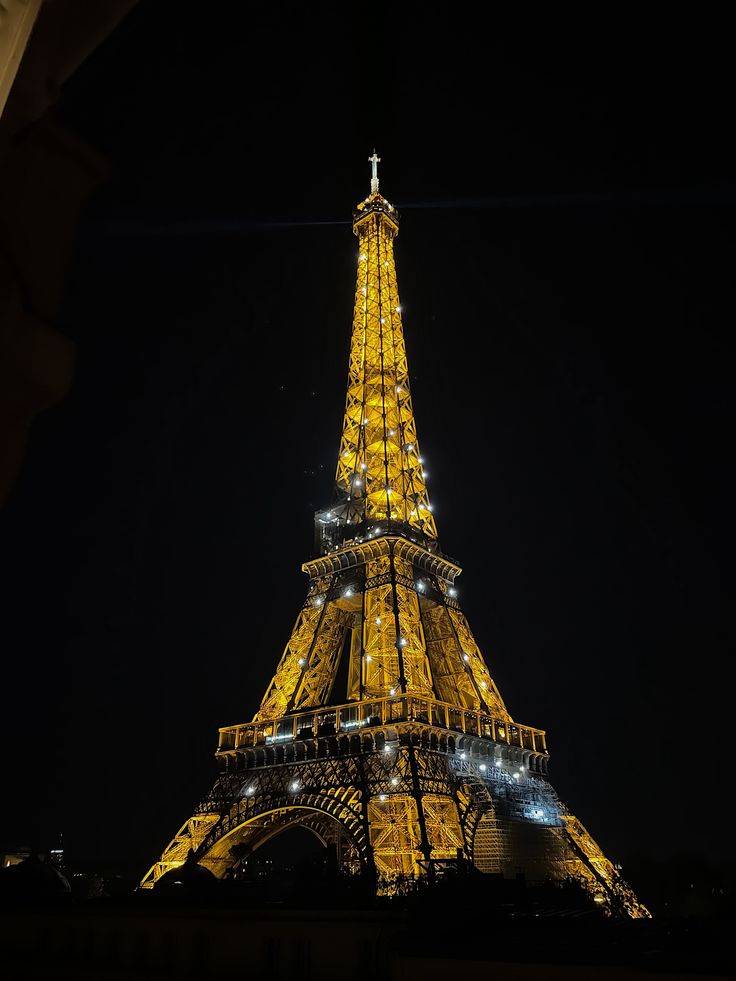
top-left (140, 154), bottom-right (648, 916)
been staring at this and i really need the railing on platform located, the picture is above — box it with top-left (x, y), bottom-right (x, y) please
top-left (217, 695), bottom-right (547, 756)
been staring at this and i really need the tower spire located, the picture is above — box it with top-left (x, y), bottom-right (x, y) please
top-left (320, 154), bottom-right (436, 554)
top-left (369, 149), bottom-right (380, 194)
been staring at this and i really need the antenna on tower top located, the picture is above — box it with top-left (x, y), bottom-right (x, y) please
top-left (368, 149), bottom-right (381, 194)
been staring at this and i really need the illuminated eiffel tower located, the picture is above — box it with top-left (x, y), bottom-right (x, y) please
top-left (140, 155), bottom-right (648, 916)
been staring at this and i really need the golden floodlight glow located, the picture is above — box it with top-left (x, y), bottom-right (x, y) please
top-left (138, 155), bottom-right (650, 919)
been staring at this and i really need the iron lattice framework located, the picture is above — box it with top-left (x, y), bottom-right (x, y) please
top-left (140, 157), bottom-right (649, 918)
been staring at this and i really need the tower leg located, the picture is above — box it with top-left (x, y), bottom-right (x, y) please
top-left (141, 743), bottom-right (647, 918)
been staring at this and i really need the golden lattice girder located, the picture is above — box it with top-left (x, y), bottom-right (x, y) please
top-left (446, 607), bottom-right (508, 718)
top-left (254, 596), bottom-right (351, 722)
top-left (139, 814), bottom-right (219, 889)
top-left (334, 194), bottom-right (436, 537)
top-left (562, 813), bottom-right (650, 918)
top-left (368, 793), bottom-right (423, 881)
top-left (422, 794), bottom-right (465, 860)
top-left (253, 536), bottom-right (510, 714)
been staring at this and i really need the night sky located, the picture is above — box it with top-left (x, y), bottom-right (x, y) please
top-left (1, 6), bottom-right (733, 881)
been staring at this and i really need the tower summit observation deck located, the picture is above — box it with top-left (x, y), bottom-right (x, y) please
top-left (140, 156), bottom-right (649, 917)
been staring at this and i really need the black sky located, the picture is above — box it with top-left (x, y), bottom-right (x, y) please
top-left (0, 6), bottom-right (733, 878)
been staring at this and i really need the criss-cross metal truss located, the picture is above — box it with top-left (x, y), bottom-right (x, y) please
top-left (140, 161), bottom-right (649, 919)
top-left (332, 192), bottom-right (435, 540)
top-left (254, 536), bottom-right (510, 721)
